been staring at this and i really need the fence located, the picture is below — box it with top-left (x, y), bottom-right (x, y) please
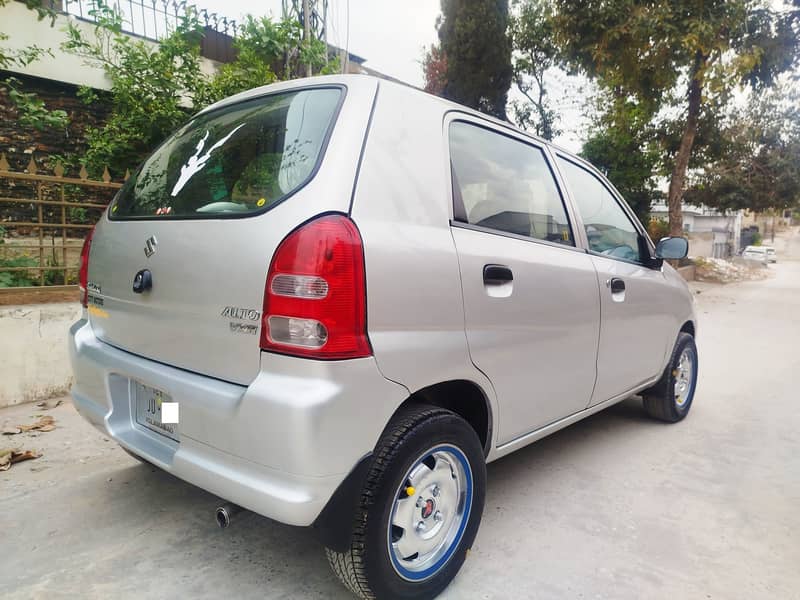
top-left (50, 0), bottom-right (239, 62)
top-left (0, 153), bottom-right (123, 305)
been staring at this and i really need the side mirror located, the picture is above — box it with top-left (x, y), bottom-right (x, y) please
top-left (655, 236), bottom-right (689, 260)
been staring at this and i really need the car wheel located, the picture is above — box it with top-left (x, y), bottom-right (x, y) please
top-left (326, 404), bottom-right (486, 600)
top-left (642, 332), bottom-right (698, 422)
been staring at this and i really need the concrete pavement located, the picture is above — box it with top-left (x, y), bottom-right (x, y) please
top-left (2, 233), bottom-right (799, 599)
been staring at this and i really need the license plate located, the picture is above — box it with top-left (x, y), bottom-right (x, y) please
top-left (135, 383), bottom-right (179, 442)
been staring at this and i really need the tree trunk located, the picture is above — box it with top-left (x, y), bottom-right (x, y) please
top-left (667, 69), bottom-right (704, 237)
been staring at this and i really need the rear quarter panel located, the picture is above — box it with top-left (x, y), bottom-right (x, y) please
top-left (350, 82), bottom-right (498, 440)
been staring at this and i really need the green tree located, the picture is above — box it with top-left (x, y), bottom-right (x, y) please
top-left (686, 90), bottom-right (800, 214)
top-left (509, 0), bottom-right (559, 139)
top-left (64, 3), bottom-right (205, 176)
top-left (581, 94), bottom-right (661, 223)
top-left (553, 0), bottom-right (800, 236)
top-left (63, 3), bottom-right (336, 176)
top-left (438, 0), bottom-right (513, 119)
top-left (198, 15), bottom-right (335, 105)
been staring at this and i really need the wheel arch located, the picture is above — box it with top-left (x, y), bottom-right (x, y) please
top-left (680, 319), bottom-right (696, 338)
top-left (399, 379), bottom-right (493, 458)
top-left (313, 378), bottom-right (493, 552)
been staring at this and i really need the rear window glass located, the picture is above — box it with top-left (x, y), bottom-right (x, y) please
top-left (110, 88), bottom-right (342, 219)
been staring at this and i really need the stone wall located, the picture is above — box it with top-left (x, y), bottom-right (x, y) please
top-left (0, 72), bottom-right (112, 173)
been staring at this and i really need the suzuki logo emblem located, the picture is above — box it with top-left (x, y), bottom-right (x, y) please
top-left (144, 235), bottom-right (158, 258)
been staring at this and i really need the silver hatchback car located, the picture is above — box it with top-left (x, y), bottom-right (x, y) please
top-left (70, 75), bottom-right (698, 599)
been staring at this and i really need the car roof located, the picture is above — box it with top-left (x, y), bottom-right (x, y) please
top-left (196, 74), bottom-right (559, 152)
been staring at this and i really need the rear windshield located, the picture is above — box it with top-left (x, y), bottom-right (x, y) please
top-left (110, 87), bottom-right (342, 219)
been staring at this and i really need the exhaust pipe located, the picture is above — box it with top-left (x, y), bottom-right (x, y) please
top-left (215, 502), bottom-right (243, 529)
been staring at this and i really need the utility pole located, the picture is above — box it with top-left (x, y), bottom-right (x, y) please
top-left (342, 0), bottom-right (349, 74)
top-left (285, 0), bottom-right (328, 77)
top-left (303, 0), bottom-right (312, 77)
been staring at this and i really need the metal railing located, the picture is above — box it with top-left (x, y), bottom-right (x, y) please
top-left (0, 153), bottom-right (123, 304)
top-left (51, 0), bottom-right (238, 62)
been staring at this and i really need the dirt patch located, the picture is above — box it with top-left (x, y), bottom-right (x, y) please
top-left (693, 257), bottom-right (771, 284)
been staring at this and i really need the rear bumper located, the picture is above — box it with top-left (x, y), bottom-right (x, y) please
top-left (68, 319), bottom-right (408, 526)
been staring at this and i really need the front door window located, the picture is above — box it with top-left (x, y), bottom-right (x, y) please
top-left (557, 158), bottom-right (643, 264)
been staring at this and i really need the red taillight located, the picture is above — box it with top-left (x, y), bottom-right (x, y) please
top-left (261, 214), bottom-right (371, 359)
top-left (78, 226), bottom-right (95, 307)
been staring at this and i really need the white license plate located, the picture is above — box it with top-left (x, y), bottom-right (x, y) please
top-left (135, 383), bottom-right (179, 441)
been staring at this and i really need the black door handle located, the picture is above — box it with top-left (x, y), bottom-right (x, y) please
top-left (609, 278), bottom-right (625, 294)
top-left (483, 264), bottom-right (513, 285)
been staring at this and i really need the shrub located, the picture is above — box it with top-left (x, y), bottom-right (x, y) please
top-left (0, 256), bottom-right (38, 287)
top-left (647, 217), bottom-right (670, 242)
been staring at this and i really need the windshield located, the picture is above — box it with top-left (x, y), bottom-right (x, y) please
top-left (110, 88), bottom-right (342, 219)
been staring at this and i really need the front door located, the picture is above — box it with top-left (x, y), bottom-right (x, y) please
top-left (448, 120), bottom-right (601, 445)
top-left (555, 156), bottom-right (674, 404)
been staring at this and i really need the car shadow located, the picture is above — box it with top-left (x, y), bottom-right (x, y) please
top-left (484, 396), bottom-right (655, 482)
top-left (85, 396), bottom-right (654, 598)
top-left (84, 459), bottom-right (352, 598)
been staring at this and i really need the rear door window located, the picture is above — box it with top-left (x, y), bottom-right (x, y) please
top-left (449, 121), bottom-right (574, 246)
top-left (111, 88), bottom-right (342, 219)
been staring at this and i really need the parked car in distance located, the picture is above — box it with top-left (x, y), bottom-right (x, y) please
top-left (69, 75), bottom-right (698, 600)
top-left (764, 246), bottom-right (777, 263)
top-left (742, 245), bottom-right (769, 265)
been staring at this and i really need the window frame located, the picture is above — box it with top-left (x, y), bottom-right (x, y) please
top-left (108, 84), bottom-right (347, 222)
top-left (444, 114), bottom-right (581, 253)
top-left (552, 151), bottom-right (659, 268)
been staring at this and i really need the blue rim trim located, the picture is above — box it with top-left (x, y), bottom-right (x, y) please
top-left (389, 445), bottom-right (473, 582)
top-left (680, 346), bottom-right (698, 408)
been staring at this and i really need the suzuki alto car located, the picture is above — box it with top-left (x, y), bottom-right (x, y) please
top-left (70, 75), bottom-right (698, 600)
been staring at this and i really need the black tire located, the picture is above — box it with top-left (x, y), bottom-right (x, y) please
top-left (326, 405), bottom-right (486, 600)
top-left (642, 332), bottom-right (698, 422)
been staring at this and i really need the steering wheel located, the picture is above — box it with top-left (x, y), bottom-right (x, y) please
top-left (601, 244), bottom-right (639, 261)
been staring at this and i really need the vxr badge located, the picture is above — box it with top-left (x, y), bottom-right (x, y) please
top-left (144, 235), bottom-right (158, 258)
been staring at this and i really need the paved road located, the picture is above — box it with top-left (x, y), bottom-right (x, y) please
top-left (2, 233), bottom-right (799, 599)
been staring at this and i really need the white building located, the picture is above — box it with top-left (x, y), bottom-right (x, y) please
top-left (650, 201), bottom-right (743, 258)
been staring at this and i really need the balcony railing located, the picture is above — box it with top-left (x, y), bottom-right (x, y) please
top-left (46, 0), bottom-right (238, 62)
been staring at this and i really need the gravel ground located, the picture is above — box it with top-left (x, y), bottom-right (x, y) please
top-left (1, 230), bottom-right (799, 600)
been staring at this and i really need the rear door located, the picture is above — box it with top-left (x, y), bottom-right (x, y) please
top-left (86, 82), bottom-right (377, 385)
top-left (448, 118), bottom-right (601, 445)
top-left (555, 155), bottom-right (674, 404)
